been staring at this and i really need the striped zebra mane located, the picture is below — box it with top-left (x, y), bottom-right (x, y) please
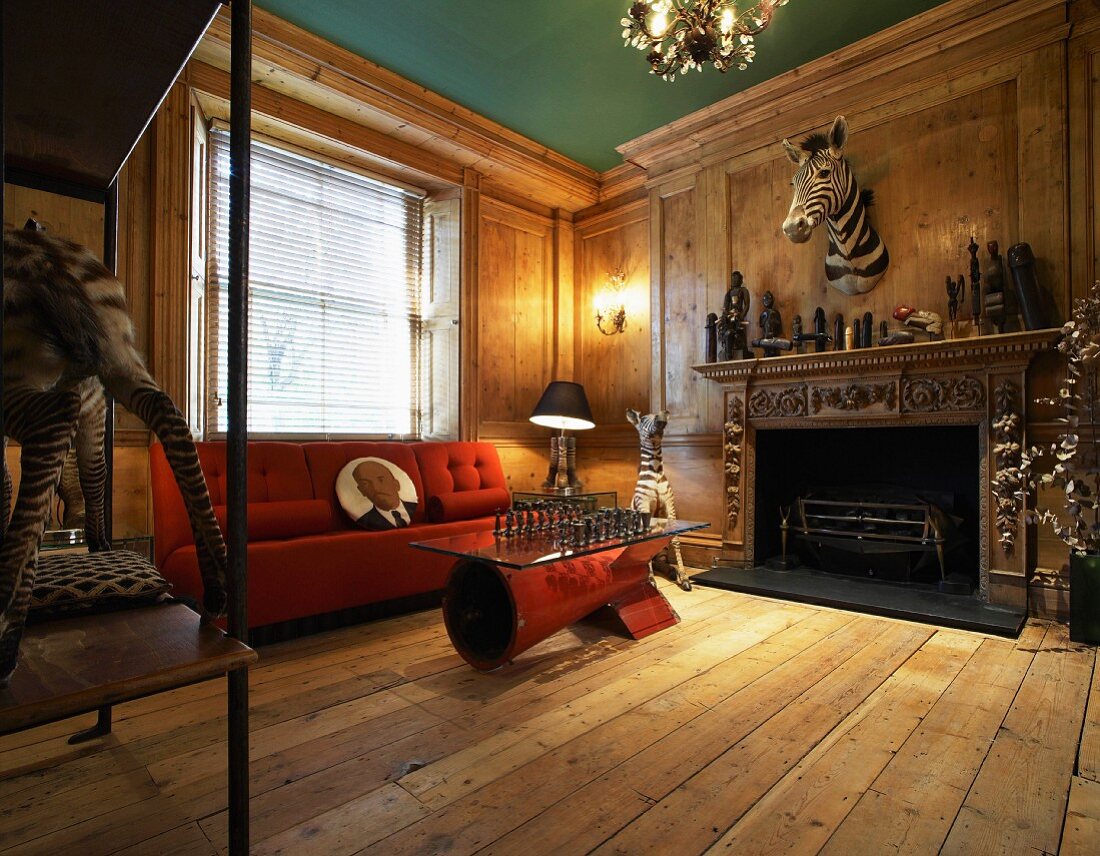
top-left (799, 133), bottom-right (831, 155)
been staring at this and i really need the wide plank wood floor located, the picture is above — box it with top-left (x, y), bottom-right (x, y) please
top-left (1, 582), bottom-right (1097, 855)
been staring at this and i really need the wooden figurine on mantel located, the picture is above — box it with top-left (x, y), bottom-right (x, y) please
top-left (968, 236), bottom-right (984, 333)
top-left (751, 290), bottom-right (792, 357)
top-left (717, 270), bottom-right (750, 361)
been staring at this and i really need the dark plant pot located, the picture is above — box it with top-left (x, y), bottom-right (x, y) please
top-left (1070, 553), bottom-right (1100, 644)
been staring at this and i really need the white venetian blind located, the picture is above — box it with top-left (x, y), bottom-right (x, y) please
top-left (206, 130), bottom-right (424, 436)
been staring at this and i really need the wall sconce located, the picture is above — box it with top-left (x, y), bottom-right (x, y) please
top-left (595, 271), bottom-right (628, 336)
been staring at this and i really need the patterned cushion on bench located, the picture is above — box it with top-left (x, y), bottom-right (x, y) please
top-left (29, 550), bottom-right (171, 621)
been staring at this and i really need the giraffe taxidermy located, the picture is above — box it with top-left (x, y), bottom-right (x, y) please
top-left (781, 115), bottom-right (890, 296)
top-left (0, 226), bottom-right (228, 683)
top-left (627, 408), bottom-right (690, 591)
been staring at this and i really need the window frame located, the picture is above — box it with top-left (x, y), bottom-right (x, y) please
top-left (199, 123), bottom-right (432, 442)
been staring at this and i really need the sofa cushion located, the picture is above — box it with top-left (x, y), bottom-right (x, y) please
top-left (412, 442), bottom-right (507, 499)
top-left (151, 441), bottom-right (316, 566)
top-left (428, 486), bottom-right (510, 523)
top-left (213, 499), bottom-right (332, 542)
top-left (335, 457), bottom-right (420, 530)
top-left (304, 443), bottom-right (427, 529)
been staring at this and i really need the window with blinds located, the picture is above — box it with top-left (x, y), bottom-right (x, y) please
top-left (205, 130), bottom-right (425, 436)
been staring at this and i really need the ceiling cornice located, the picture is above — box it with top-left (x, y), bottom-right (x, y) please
top-left (196, 8), bottom-right (601, 211)
top-left (617, 0), bottom-right (1069, 174)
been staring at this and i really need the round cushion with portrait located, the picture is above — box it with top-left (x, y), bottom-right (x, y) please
top-left (335, 456), bottom-right (420, 531)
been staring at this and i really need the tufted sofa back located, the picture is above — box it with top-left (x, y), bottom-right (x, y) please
top-left (150, 439), bottom-right (508, 566)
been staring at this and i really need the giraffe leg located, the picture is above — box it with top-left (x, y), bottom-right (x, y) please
top-left (104, 372), bottom-right (227, 618)
top-left (0, 388), bottom-right (81, 684)
top-left (74, 381), bottom-right (108, 551)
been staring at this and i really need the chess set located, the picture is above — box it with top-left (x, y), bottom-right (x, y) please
top-left (494, 500), bottom-right (650, 551)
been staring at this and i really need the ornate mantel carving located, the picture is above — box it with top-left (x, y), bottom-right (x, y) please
top-left (810, 382), bottom-right (897, 415)
top-left (692, 330), bottom-right (1057, 610)
top-left (901, 376), bottom-right (985, 413)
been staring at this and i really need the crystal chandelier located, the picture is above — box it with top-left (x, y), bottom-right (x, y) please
top-left (621, 0), bottom-right (790, 81)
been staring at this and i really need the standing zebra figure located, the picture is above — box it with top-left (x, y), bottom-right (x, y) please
top-left (0, 226), bottom-right (228, 683)
top-left (781, 115), bottom-right (889, 296)
top-left (627, 408), bottom-right (690, 592)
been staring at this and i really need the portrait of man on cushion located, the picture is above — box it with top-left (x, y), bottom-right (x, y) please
top-left (335, 457), bottom-right (419, 530)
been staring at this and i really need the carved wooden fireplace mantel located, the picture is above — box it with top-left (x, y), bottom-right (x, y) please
top-left (692, 330), bottom-right (1058, 610)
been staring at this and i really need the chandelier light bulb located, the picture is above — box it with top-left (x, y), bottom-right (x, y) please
top-left (651, 10), bottom-right (669, 37)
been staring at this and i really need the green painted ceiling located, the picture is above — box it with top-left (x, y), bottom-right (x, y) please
top-left (256, 0), bottom-right (948, 172)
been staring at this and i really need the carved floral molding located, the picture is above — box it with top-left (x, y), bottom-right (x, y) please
top-left (724, 395), bottom-right (744, 532)
top-left (901, 376), bottom-right (985, 413)
top-left (748, 387), bottom-right (807, 419)
top-left (991, 379), bottom-right (1024, 556)
top-left (810, 383), bottom-right (897, 414)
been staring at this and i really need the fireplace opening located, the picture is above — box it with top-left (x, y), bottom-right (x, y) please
top-left (753, 425), bottom-right (980, 593)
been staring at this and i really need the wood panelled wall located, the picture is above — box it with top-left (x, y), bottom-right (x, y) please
top-left (11, 0), bottom-right (1100, 600)
top-left (572, 0), bottom-right (1099, 580)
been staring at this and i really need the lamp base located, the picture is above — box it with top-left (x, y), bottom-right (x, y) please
top-left (543, 435), bottom-right (583, 494)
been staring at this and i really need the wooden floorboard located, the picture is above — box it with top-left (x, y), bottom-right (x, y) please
top-left (0, 582), bottom-right (1094, 856)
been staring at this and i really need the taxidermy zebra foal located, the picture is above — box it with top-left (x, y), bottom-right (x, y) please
top-left (782, 115), bottom-right (890, 296)
top-left (0, 226), bottom-right (228, 683)
top-left (627, 408), bottom-right (690, 592)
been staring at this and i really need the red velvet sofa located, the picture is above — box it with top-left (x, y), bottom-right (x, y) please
top-left (150, 441), bottom-right (508, 629)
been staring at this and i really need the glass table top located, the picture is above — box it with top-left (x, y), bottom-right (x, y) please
top-left (410, 519), bottom-right (709, 570)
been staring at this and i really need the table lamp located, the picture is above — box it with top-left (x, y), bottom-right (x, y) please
top-left (529, 381), bottom-right (595, 495)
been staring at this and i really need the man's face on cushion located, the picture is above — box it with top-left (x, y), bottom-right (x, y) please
top-left (353, 461), bottom-right (401, 511)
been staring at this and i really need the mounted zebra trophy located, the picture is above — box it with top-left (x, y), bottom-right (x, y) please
top-left (0, 226), bottom-right (229, 683)
top-left (781, 115), bottom-right (890, 296)
top-left (627, 408), bottom-right (691, 591)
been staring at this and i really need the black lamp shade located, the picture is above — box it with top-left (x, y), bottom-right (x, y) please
top-left (529, 381), bottom-right (595, 431)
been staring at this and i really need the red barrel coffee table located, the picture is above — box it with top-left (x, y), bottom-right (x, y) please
top-left (411, 519), bottom-right (707, 671)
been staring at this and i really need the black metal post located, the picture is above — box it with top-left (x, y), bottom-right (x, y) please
top-left (102, 181), bottom-right (118, 545)
top-left (226, 1), bottom-right (252, 854)
top-left (1, 0), bottom-right (7, 516)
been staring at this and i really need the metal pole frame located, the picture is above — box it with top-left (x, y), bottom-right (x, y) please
top-left (226, 1), bottom-right (252, 853)
top-left (102, 182), bottom-right (117, 546)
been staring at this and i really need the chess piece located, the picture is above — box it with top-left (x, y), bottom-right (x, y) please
top-left (851, 318), bottom-right (863, 349)
top-left (833, 313), bottom-right (845, 351)
top-left (862, 312), bottom-right (873, 349)
top-left (1007, 242), bottom-right (1047, 330)
top-left (791, 314), bottom-right (804, 353)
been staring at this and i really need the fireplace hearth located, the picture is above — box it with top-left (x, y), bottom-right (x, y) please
top-left (755, 426), bottom-right (978, 593)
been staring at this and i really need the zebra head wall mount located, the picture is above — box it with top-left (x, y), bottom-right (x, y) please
top-left (780, 115), bottom-right (890, 296)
